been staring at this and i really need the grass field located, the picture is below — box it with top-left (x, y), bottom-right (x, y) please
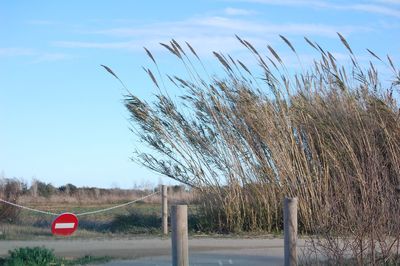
top-left (0, 193), bottom-right (199, 240)
top-left (0, 203), bottom-right (146, 239)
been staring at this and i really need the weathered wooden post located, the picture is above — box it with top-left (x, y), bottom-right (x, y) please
top-left (284, 197), bottom-right (298, 266)
top-left (162, 185), bottom-right (168, 235)
top-left (171, 205), bottom-right (189, 266)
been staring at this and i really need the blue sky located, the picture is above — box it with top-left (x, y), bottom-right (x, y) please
top-left (1, 0), bottom-right (399, 188)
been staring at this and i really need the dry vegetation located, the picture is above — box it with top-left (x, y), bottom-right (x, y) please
top-left (0, 179), bottom-right (193, 206)
top-left (2, 33), bottom-right (399, 264)
top-left (0, 179), bottom-right (22, 223)
top-left (103, 34), bottom-right (400, 264)
top-left (0, 179), bottom-right (195, 239)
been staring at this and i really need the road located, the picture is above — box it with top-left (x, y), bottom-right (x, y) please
top-left (0, 237), bottom-right (307, 265)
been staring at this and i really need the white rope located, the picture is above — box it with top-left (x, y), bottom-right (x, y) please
top-left (0, 198), bottom-right (58, 216)
top-left (75, 191), bottom-right (159, 216)
top-left (0, 191), bottom-right (160, 217)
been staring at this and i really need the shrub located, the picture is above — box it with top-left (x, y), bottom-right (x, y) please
top-left (0, 247), bottom-right (112, 266)
top-left (58, 183), bottom-right (78, 196)
top-left (171, 185), bottom-right (185, 193)
top-left (36, 181), bottom-right (56, 198)
top-left (4, 246), bottom-right (58, 266)
top-left (0, 178), bottom-right (23, 223)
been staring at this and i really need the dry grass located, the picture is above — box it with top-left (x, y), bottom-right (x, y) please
top-left (13, 186), bottom-right (194, 205)
top-left (0, 181), bottom-right (196, 240)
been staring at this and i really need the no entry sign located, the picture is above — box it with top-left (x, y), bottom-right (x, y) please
top-left (51, 213), bottom-right (78, 236)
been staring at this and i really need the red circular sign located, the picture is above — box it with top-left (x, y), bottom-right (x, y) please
top-left (51, 213), bottom-right (79, 236)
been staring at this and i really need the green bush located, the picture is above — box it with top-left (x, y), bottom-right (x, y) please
top-left (36, 181), bottom-right (56, 198)
top-left (4, 247), bottom-right (58, 266)
top-left (0, 247), bottom-right (112, 266)
top-left (58, 183), bottom-right (78, 196)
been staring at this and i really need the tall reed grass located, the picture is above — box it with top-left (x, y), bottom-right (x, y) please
top-left (105, 34), bottom-right (400, 264)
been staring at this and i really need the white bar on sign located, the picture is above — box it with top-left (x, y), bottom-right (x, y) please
top-left (55, 223), bottom-right (75, 229)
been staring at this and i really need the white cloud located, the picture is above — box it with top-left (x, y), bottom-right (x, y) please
top-left (53, 16), bottom-right (371, 55)
top-left (233, 0), bottom-right (328, 8)
top-left (54, 36), bottom-right (248, 55)
top-left (224, 7), bottom-right (257, 16)
top-left (0, 48), bottom-right (34, 57)
top-left (54, 40), bottom-right (138, 49)
top-left (236, 0), bottom-right (400, 17)
top-left (30, 53), bottom-right (76, 63)
top-left (0, 47), bottom-right (75, 64)
top-left (193, 16), bottom-right (368, 36)
top-left (374, 0), bottom-right (400, 5)
top-left (350, 4), bottom-right (400, 17)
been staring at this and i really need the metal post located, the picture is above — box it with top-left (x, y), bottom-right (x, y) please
top-left (284, 197), bottom-right (298, 266)
top-left (162, 185), bottom-right (168, 235)
top-left (171, 205), bottom-right (189, 266)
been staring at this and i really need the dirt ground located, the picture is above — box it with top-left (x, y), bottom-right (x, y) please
top-left (0, 237), bottom-right (307, 265)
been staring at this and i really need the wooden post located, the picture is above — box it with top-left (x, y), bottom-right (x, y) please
top-left (284, 197), bottom-right (298, 266)
top-left (162, 185), bottom-right (168, 235)
top-left (171, 205), bottom-right (189, 266)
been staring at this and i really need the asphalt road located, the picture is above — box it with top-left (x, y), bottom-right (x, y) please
top-left (0, 237), bottom-right (306, 265)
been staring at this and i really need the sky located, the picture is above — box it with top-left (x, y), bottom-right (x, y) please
top-left (1, 0), bottom-right (399, 189)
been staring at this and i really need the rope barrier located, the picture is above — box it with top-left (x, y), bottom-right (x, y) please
top-left (0, 198), bottom-right (58, 216)
top-left (76, 191), bottom-right (159, 216)
top-left (0, 190), bottom-right (160, 217)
